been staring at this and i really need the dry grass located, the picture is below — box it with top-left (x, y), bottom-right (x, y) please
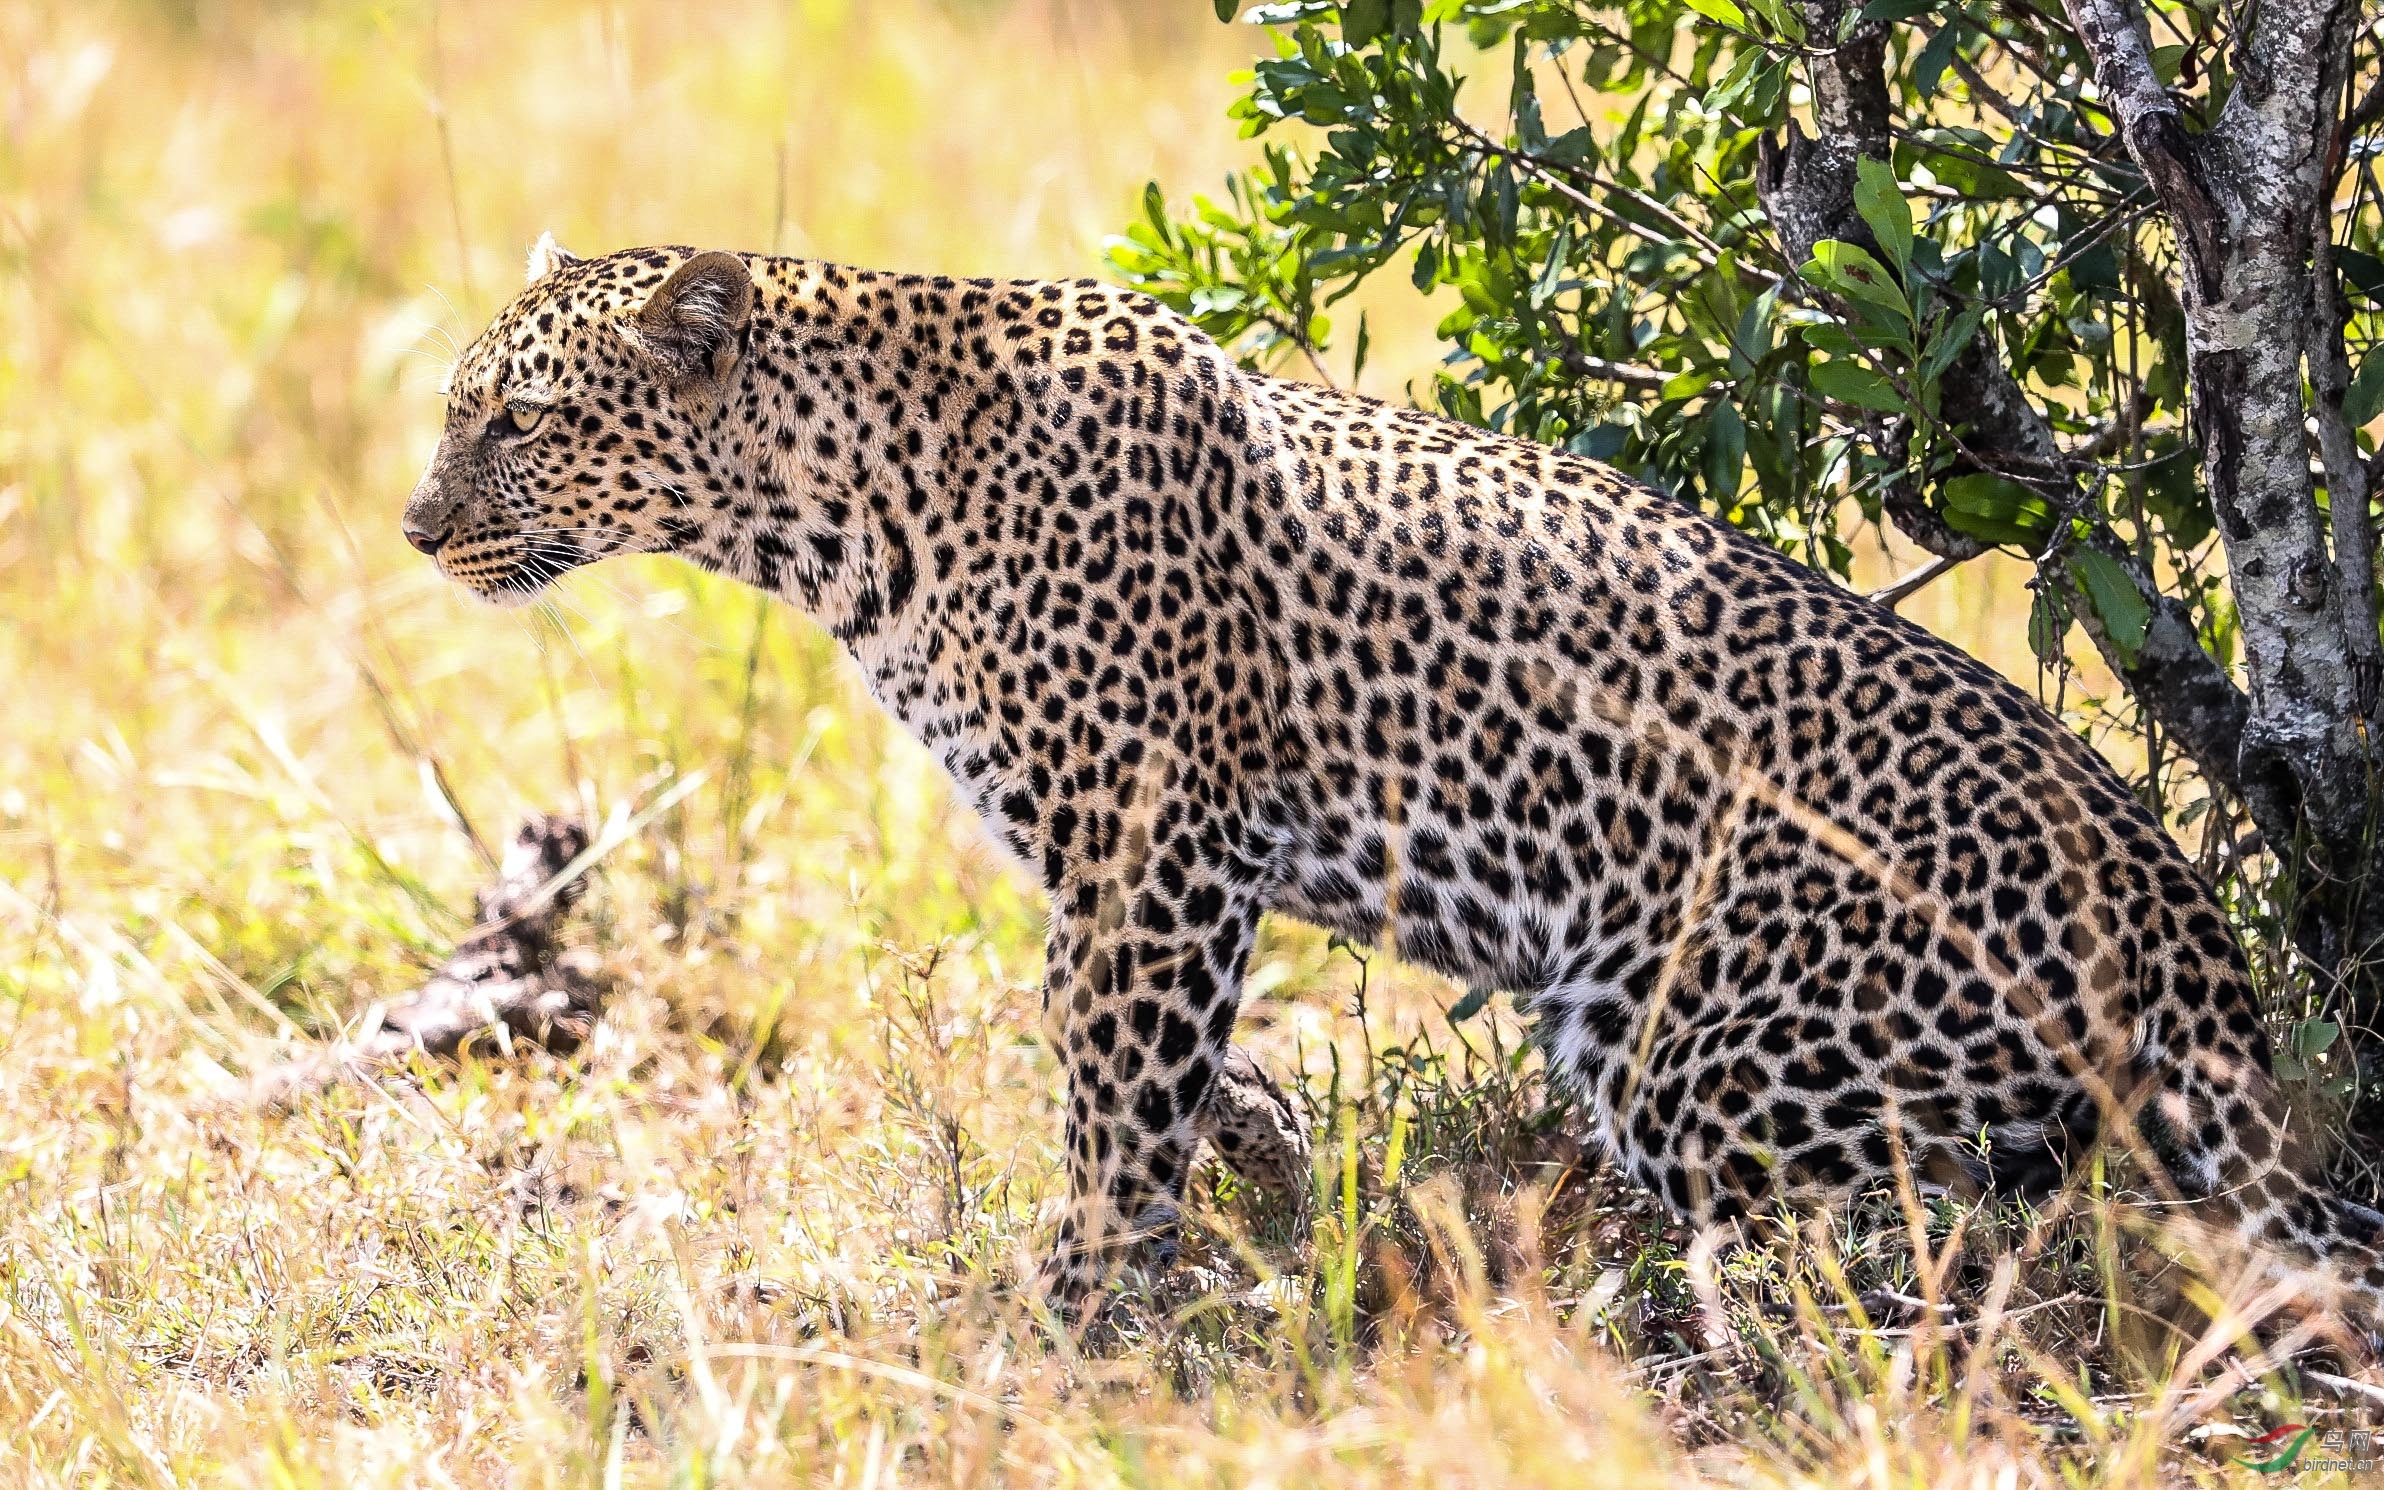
top-left (0, 1), bottom-right (2374, 1484)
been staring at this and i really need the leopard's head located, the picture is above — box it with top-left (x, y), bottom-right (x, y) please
top-left (402, 237), bottom-right (754, 605)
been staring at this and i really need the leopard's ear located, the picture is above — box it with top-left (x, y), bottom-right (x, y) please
top-left (525, 232), bottom-right (581, 286)
top-left (632, 251), bottom-right (755, 384)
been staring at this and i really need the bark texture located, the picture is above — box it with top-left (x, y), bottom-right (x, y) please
top-left (1755, 0), bottom-right (2260, 804)
top-left (2062, 0), bottom-right (2383, 979)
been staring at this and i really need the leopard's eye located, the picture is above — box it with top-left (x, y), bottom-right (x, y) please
top-left (495, 404), bottom-right (546, 439)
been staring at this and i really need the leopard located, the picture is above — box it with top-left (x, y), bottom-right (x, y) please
top-left (402, 237), bottom-right (2384, 1331)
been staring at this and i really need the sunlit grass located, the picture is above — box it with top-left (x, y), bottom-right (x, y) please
top-left (0, 1), bottom-right (2370, 1484)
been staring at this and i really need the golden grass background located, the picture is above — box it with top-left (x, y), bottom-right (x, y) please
top-left (0, 1), bottom-right (2334, 1484)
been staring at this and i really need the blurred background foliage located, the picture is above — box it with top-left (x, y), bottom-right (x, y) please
top-left (0, 0), bottom-right (1278, 1029)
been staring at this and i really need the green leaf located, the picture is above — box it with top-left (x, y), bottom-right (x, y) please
top-left (2295, 1018), bottom-right (2342, 1060)
top-left (1705, 47), bottom-right (1765, 115)
top-left (1681, 0), bottom-right (1749, 28)
top-left (1854, 158), bottom-right (1913, 273)
top-left (1808, 358), bottom-right (1904, 412)
top-left (1859, 0), bottom-right (1940, 18)
top-left (1943, 472), bottom-right (2052, 546)
top-left (1913, 19), bottom-right (1962, 98)
top-left (1728, 287), bottom-right (1779, 375)
top-left (2143, 448), bottom-right (2212, 548)
top-left (1943, 473), bottom-right (2032, 518)
top-left (1446, 987), bottom-right (1491, 1022)
top-left (1793, 318), bottom-right (1861, 359)
top-left (1742, 0), bottom-right (1802, 39)
top-left (1570, 422), bottom-right (1628, 460)
top-left (1706, 400), bottom-right (1747, 499)
top-left (2277, 1018), bottom-right (2342, 1084)
top-left (1215, 0), bottom-right (1241, 19)
top-left (2072, 546), bottom-right (2151, 658)
top-left (1937, 159), bottom-right (2022, 199)
top-left (2341, 248), bottom-right (2384, 299)
top-left (1783, 303), bottom-right (1849, 359)
top-left (1540, 125), bottom-right (1596, 166)
top-left (1745, 56), bottom-right (1788, 119)
top-left (2345, 346), bottom-right (2384, 428)
top-left (2066, 241), bottom-right (2122, 298)
top-left (1804, 240), bottom-right (1911, 322)
top-left (1344, 0), bottom-right (1390, 45)
top-left (1920, 302), bottom-right (1986, 387)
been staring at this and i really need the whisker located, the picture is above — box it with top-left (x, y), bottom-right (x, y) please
top-left (404, 314), bottom-right (463, 368)
top-left (434, 530), bottom-right (746, 657)
top-left (513, 535), bottom-right (629, 553)
top-left (528, 594), bottom-right (604, 687)
top-left (559, 571), bottom-right (729, 654)
top-left (422, 283), bottom-right (465, 341)
top-left (514, 527), bottom-right (645, 543)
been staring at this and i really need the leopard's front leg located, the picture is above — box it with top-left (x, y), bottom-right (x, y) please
top-left (1033, 863), bottom-right (1260, 1316)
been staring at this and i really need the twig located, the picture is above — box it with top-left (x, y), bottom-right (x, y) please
top-left (1946, 44), bottom-right (2028, 130)
top-left (2066, 386), bottom-right (2160, 462)
top-left (1449, 117), bottom-right (1780, 288)
top-left (1867, 553), bottom-right (1965, 610)
top-left (2304, 1367), bottom-right (2384, 1407)
top-left (1620, 1345), bottom-right (1735, 1381)
top-left (1557, 349), bottom-right (1671, 391)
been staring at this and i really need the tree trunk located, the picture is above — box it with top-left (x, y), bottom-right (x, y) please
top-left (1758, 0), bottom-right (2257, 800)
top-left (2064, 0), bottom-right (2384, 1008)
top-left (1769, 0), bottom-right (2381, 1065)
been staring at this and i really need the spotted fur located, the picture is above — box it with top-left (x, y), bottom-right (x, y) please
top-left (406, 243), bottom-right (2384, 1325)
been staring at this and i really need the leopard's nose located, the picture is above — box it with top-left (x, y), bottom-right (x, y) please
top-left (403, 519), bottom-right (452, 556)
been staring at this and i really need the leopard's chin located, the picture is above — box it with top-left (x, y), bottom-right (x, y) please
top-left (439, 556), bottom-right (556, 609)
top-left (472, 573), bottom-right (551, 609)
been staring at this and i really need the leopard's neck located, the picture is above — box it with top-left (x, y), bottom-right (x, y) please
top-left (660, 264), bottom-right (980, 647)
top-left (662, 261), bottom-right (1277, 803)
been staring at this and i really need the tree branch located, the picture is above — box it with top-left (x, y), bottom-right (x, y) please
top-left (2306, 61), bottom-right (2384, 726)
top-left (2058, 0), bottom-right (2223, 291)
top-left (1449, 118), bottom-right (1777, 285)
top-left (2065, 386), bottom-right (2159, 462)
top-left (1761, 0), bottom-right (2256, 802)
top-left (1866, 553), bottom-right (1964, 610)
top-left (2073, 577), bottom-right (2254, 797)
top-left (2066, 0), bottom-right (2384, 983)
top-left (1556, 349), bottom-right (1670, 392)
